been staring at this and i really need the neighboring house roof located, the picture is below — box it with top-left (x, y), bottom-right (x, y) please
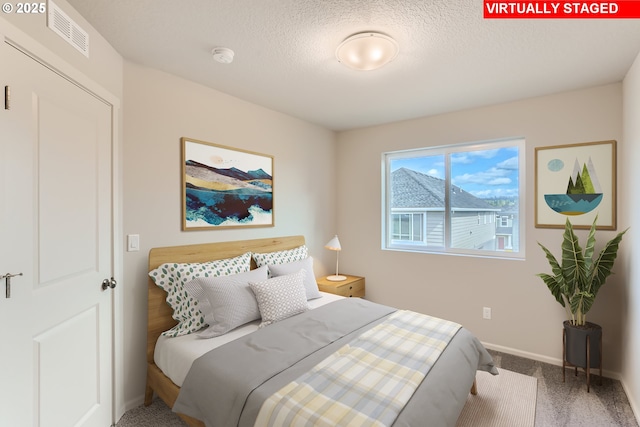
top-left (391, 167), bottom-right (498, 211)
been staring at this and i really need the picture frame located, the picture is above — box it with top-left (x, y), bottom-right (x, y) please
top-left (181, 137), bottom-right (274, 230)
top-left (535, 140), bottom-right (616, 230)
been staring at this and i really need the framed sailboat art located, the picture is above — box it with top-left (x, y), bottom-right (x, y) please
top-left (535, 140), bottom-right (616, 230)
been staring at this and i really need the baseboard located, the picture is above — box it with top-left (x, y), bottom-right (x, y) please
top-left (619, 377), bottom-right (640, 423)
top-left (116, 402), bottom-right (128, 425)
top-left (481, 341), bottom-right (621, 381)
top-left (124, 395), bottom-right (146, 413)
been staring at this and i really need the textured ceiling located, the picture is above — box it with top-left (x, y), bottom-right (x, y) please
top-left (67, 0), bottom-right (640, 131)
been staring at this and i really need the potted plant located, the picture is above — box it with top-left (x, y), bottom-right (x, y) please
top-left (536, 216), bottom-right (627, 387)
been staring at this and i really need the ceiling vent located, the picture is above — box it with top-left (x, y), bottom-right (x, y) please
top-left (47, 0), bottom-right (89, 57)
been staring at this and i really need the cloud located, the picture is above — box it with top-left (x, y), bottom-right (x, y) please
top-left (451, 149), bottom-right (500, 164)
top-left (471, 187), bottom-right (520, 198)
top-left (454, 169), bottom-right (513, 186)
top-left (497, 156), bottom-right (518, 170)
top-left (453, 155), bottom-right (518, 187)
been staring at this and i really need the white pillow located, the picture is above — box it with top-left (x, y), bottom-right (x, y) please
top-left (250, 270), bottom-right (309, 328)
top-left (186, 266), bottom-right (269, 338)
top-left (148, 252), bottom-right (252, 337)
top-left (252, 245), bottom-right (308, 268)
top-left (268, 257), bottom-right (321, 300)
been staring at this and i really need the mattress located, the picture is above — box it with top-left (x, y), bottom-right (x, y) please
top-left (154, 291), bottom-right (345, 386)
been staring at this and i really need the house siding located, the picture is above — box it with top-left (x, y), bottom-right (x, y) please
top-left (450, 211), bottom-right (495, 249)
top-left (426, 211), bottom-right (445, 246)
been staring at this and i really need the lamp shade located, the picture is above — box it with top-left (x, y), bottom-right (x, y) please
top-left (324, 235), bottom-right (342, 251)
top-left (336, 32), bottom-right (399, 71)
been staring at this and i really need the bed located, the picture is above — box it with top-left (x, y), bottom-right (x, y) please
top-left (145, 235), bottom-right (497, 427)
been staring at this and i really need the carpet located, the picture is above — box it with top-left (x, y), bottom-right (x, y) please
top-left (456, 367), bottom-right (537, 427)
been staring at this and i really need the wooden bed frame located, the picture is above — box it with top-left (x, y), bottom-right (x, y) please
top-left (145, 235), bottom-right (306, 427)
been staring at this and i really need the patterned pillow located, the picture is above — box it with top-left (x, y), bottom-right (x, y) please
top-left (268, 256), bottom-right (321, 300)
top-left (186, 266), bottom-right (269, 338)
top-left (148, 252), bottom-right (252, 337)
top-left (252, 245), bottom-right (309, 268)
top-left (249, 270), bottom-right (309, 328)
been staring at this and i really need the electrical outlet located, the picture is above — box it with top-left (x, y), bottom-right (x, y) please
top-left (483, 307), bottom-right (492, 320)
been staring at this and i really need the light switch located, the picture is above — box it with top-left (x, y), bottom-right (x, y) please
top-left (127, 234), bottom-right (140, 252)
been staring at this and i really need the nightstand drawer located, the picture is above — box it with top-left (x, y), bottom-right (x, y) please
top-left (317, 275), bottom-right (365, 298)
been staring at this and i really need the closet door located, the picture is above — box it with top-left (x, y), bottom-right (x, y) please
top-left (0, 39), bottom-right (114, 427)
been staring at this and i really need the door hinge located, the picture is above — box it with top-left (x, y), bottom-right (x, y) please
top-left (4, 85), bottom-right (9, 110)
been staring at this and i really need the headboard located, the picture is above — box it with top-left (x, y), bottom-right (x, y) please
top-left (146, 235), bottom-right (306, 364)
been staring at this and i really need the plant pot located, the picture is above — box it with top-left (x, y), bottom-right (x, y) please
top-left (563, 320), bottom-right (602, 369)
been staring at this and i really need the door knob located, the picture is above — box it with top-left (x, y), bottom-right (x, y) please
top-left (101, 277), bottom-right (117, 291)
top-left (2, 272), bottom-right (23, 298)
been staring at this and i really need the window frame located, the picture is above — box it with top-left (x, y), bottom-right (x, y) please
top-left (382, 137), bottom-right (526, 259)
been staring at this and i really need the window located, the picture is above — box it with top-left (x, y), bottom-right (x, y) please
top-left (391, 213), bottom-right (423, 242)
top-left (383, 138), bottom-right (525, 258)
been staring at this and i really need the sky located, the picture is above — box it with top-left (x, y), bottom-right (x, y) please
top-left (390, 146), bottom-right (520, 199)
top-left (185, 139), bottom-right (272, 174)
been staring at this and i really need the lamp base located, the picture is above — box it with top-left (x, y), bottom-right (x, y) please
top-left (326, 275), bottom-right (347, 282)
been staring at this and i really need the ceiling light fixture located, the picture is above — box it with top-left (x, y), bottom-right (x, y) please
top-left (212, 47), bottom-right (234, 64)
top-left (336, 32), bottom-right (399, 71)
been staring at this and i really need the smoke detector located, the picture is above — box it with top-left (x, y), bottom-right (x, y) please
top-left (212, 47), bottom-right (234, 64)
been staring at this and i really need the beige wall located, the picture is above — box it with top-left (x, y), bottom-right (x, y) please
top-left (122, 61), bottom-right (337, 406)
top-left (622, 52), bottom-right (640, 418)
top-left (336, 84), bottom-right (629, 374)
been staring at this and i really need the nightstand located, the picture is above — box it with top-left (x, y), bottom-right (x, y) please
top-left (316, 275), bottom-right (365, 298)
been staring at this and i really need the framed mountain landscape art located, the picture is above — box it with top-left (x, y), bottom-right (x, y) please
top-left (535, 140), bottom-right (616, 230)
top-left (181, 137), bottom-right (274, 230)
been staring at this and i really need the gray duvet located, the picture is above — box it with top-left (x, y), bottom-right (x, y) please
top-left (173, 298), bottom-right (497, 427)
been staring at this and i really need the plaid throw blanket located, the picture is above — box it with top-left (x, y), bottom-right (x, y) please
top-left (254, 310), bottom-right (462, 427)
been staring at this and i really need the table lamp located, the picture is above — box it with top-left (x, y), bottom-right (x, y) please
top-left (325, 235), bottom-right (346, 281)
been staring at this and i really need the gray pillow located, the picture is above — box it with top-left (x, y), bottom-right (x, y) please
top-left (268, 256), bottom-right (321, 300)
top-left (185, 266), bottom-right (268, 338)
top-left (249, 270), bottom-right (309, 328)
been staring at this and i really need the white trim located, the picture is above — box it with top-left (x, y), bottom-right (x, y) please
top-left (125, 395), bottom-right (146, 413)
top-left (620, 377), bottom-right (640, 423)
